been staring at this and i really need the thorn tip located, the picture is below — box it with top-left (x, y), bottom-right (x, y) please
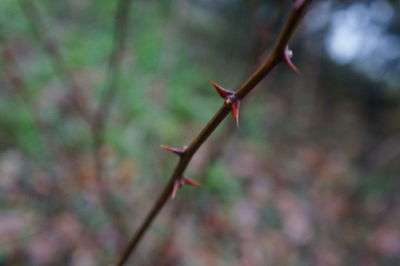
top-left (210, 80), bottom-right (234, 98)
top-left (182, 176), bottom-right (201, 186)
top-left (231, 101), bottom-right (240, 127)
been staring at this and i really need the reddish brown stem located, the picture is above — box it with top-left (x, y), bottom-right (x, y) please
top-left (117, 1), bottom-right (313, 265)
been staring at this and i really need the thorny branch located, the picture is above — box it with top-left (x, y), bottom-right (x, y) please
top-left (117, 1), bottom-right (314, 265)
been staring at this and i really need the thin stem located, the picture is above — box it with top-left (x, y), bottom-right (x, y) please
top-left (18, 0), bottom-right (91, 123)
top-left (92, 0), bottom-right (133, 185)
top-left (90, 0), bottom-right (133, 240)
top-left (117, 1), bottom-right (313, 265)
top-left (1, 41), bottom-right (64, 181)
top-left (0, 38), bottom-right (102, 250)
top-left (95, 0), bottom-right (132, 130)
top-left (18, 0), bottom-right (132, 241)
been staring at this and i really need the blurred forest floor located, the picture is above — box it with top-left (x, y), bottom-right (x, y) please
top-left (0, 0), bottom-right (400, 265)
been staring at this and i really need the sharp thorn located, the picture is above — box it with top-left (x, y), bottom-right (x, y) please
top-left (210, 80), bottom-right (234, 98)
top-left (170, 176), bottom-right (200, 199)
top-left (231, 101), bottom-right (240, 127)
top-left (171, 179), bottom-right (180, 199)
top-left (160, 144), bottom-right (187, 155)
top-left (182, 176), bottom-right (201, 186)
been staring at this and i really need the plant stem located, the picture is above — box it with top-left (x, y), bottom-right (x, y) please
top-left (95, 0), bottom-right (132, 132)
top-left (91, 0), bottom-right (133, 241)
top-left (19, 0), bottom-right (133, 242)
top-left (18, 0), bottom-right (91, 123)
top-left (117, 1), bottom-right (313, 265)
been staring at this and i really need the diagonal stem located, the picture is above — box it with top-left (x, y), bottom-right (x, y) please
top-left (117, 1), bottom-right (313, 265)
top-left (95, 0), bottom-right (132, 131)
top-left (18, 0), bottom-right (91, 123)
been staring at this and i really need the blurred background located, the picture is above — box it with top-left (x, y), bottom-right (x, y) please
top-left (1, 0), bottom-right (400, 265)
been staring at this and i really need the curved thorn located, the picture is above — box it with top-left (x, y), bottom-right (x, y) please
top-left (284, 46), bottom-right (299, 72)
top-left (210, 80), bottom-right (234, 98)
top-left (231, 101), bottom-right (240, 127)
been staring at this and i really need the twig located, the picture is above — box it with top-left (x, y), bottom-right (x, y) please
top-left (18, 0), bottom-right (91, 123)
top-left (95, 0), bottom-right (132, 132)
top-left (0, 41), bottom-right (102, 251)
top-left (90, 0), bottom-right (133, 240)
top-left (116, 1), bottom-right (314, 265)
top-left (91, 0), bottom-right (133, 191)
top-left (1, 41), bottom-right (65, 181)
top-left (18, 0), bottom-right (132, 242)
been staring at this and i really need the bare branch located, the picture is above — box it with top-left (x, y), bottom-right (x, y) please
top-left (18, 0), bottom-right (91, 123)
top-left (90, 0), bottom-right (134, 241)
top-left (18, 0), bottom-right (133, 242)
top-left (91, 0), bottom-right (133, 184)
top-left (95, 0), bottom-right (133, 130)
